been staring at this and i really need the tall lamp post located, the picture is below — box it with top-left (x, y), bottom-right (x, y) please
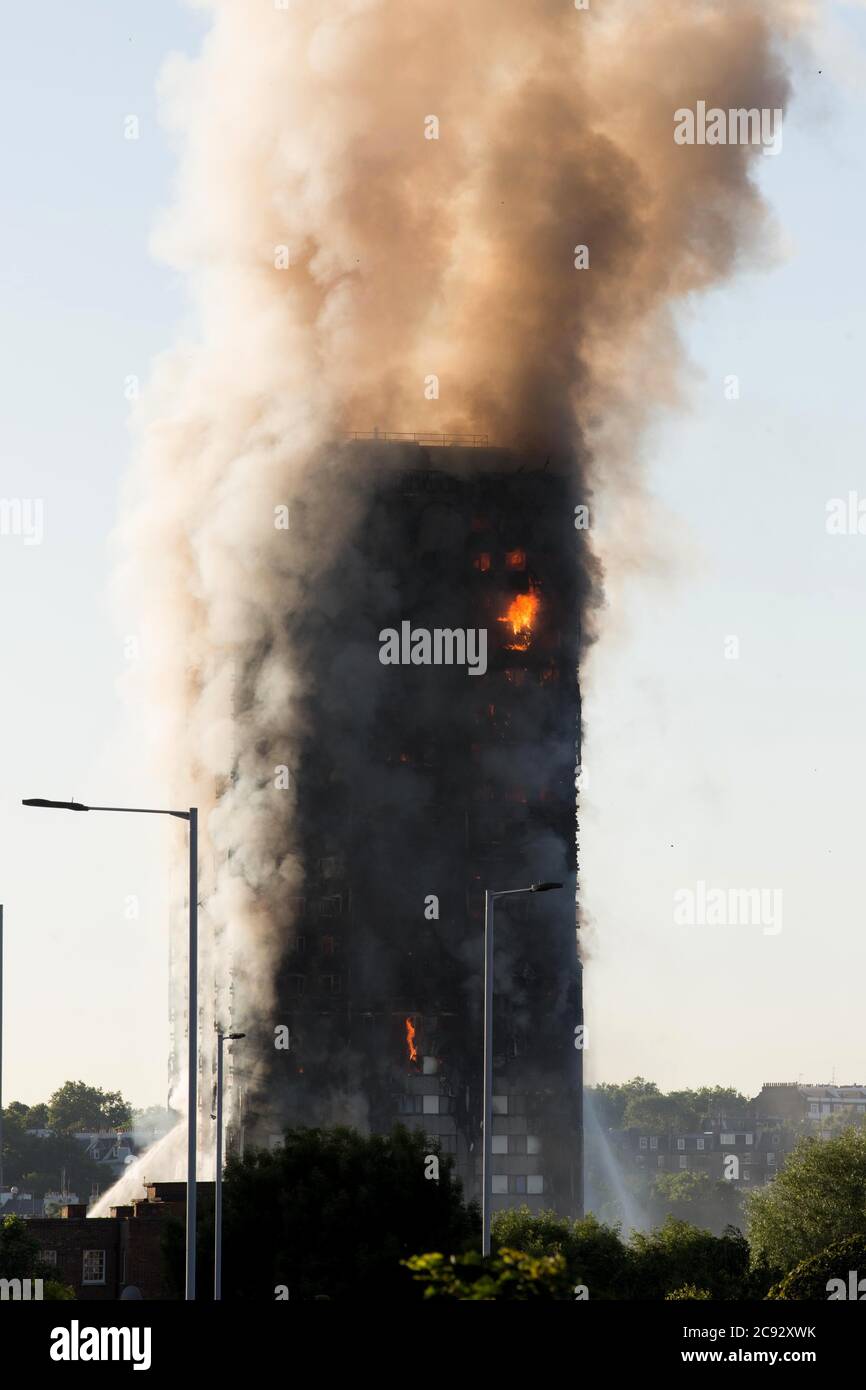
top-left (214, 1029), bottom-right (244, 1301)
top-left (22, 797), bottom-right (199, 1300)
top-left (0, 904), bottom-right (4, 1193)
top-left (482, 881), bottom-right (562, 1257)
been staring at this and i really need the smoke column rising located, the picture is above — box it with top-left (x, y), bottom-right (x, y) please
top-left (102, 0), bottom-right (800, 1203)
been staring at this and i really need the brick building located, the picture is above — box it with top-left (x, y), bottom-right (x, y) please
top-left (25, 1181), bottom-right (212, 1300)
top-left (617, 1117), bottom-right (791, 1189)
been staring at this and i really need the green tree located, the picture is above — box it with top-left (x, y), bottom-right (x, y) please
top-left (767, 1235), bottom-right (866, 1300)
top-left (0, 1105), bottom-right (106, 1198)
top-left (588, 1077), bottom-right (660, 1131)
top-left (405, 1247), bottom-right (571, 1299)
top-left (649, 1170), bottom-right (744, 1235)
top-left (47, 1081), bottom-right (133, 1134)
top-left (747, 1128), bottom-right (866, 1271)
top-left (683, 1086), bottom-right (750, 1123)
top-left (213, 1125), bottom-right (477, 1300)
top-left (622, 1093), bottom-right (699, 1133)
top-left (629, 1217), bottom-right (764, 1300)
top-left (492, 1206), bottom-right (631, 1299)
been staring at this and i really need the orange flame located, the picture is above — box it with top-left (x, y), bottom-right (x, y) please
top-left (405, 1017), bottom-right (417, 1063)
top-left (498, 585), bottom-right (540, 650)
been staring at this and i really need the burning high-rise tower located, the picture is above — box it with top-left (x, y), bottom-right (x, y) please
top-left (222, 436), bottom-right (584, 1213)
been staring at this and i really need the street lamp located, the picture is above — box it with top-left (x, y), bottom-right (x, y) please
top-left (214, 1029), bottom-right (244, 1301)
top-left (0, 905), bottom-right (4, 1193)
top-left (482, 881), bottom-right (562, 1257)
top-left (22, 797), bottom-right (199, 1300)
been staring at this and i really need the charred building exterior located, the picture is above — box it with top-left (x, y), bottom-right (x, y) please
top-left (224, 440), bottom-right (583, 1216)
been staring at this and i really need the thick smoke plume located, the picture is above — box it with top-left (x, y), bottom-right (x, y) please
top-left (101, 0), bottom-right (799, 1205)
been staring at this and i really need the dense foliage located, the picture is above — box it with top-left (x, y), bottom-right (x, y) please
top-left (405, 1247), bottom-right (571, 1299)
top-left (767, 1235), bottom-right (866, 1301)
top-left (747, 1129), bottom-right (866, 1270)
top-left (1, 1081), bottom-right (135, 1197)
top-left (214, 1125), bottom-right (478, 1300)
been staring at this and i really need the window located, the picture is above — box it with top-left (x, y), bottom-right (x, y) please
top-left (677, 1138), bottom-right (685, 1151)
top-left (42, 1251), bottom-right (57, 1267)
top-left (422, 1095), bottom-right (440, 1115)
top-left (321, 935), bottom-right (337, 957)
top-left (657, 1157), bottom-right (665, 1169)
top-left (492, 1135), bottom-right (508, 1155)
top-left (514, 1175), bottom-right (527, 1195)
top-left (721, 1133), bottom-right (735, 1145)
top-left (492, 1096), bottom-right (508, 1115)
top-left (639, 1136), bottom-right (648, 1150)
top-left (310, 895), bottom-right (342, 919)
top-left (679, 1156), bottom-right (688, 1169)
top-left (697, 1138), bottom-right (705, 1151)
top-left (527, 1175), bottom-right (544, 1195)
top-left (809, 1103), bottom-right (819, 1116)
top-left (318, 856), bottom-right (344, 880)
top-left (319, 974), bottom-right (342, 994)
top-left (505, 549), bottom-right (526, 570)
top-left (767, 1153), bottom-right (776, 1165)
top-left (746, 1133), bottom-right (754, 1145)
top-left (82, 1250), bottom-right (106, 1285)
top-left (649, 1137), bottom-right (658, 1151)
top-left (527, 1135), bottom-right (541, 1155)
top-left (742, 1170), bottom-right (751, 1181)
top-left (492, 1175), bottom-right (508, 1195)
top-left (473, 552), bottom-right (492, 572)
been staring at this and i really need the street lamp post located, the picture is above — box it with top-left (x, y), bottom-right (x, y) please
top-left (0, 904), bottom-right (4, 1193)
top-left (214, 1029), bottom-right (244, 1301)
top-left (482, 881), bottom-right (562, 1257)
top-left (22, 797), bottom-right (199, 1300)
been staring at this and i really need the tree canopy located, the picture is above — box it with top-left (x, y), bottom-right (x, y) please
top-left (47, 1081), bottom-right (133, 1133)
top-left (747, 1128), bottom-right (866, 1271)
top-left (214, 1124), bottom-right (478, 1300)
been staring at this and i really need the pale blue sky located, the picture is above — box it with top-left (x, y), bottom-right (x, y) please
top-left (1, 3), bottom-right (865, 1108)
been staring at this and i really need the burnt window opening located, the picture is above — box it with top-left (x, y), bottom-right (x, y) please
top-left (505, 548), bottom-right (527, 570)
top-left (504, 787), bottom-right (528, 805)
top-left (309, 895), bottom-right (342, 919)
top-left (472, 552), bottom-right (492, 573)
top-left (317, 855), bottom-right (345, 880)
top-left (321, 934), bottom-right (337, 957)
